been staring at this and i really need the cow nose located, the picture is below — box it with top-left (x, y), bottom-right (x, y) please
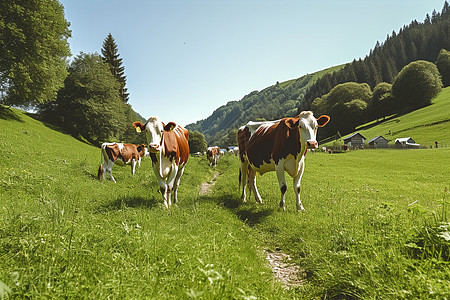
top-left (307, 140), bottom-right (318, 149)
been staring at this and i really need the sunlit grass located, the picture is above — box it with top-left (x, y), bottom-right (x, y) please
top-left (1, 106), bottom-right (449, 299)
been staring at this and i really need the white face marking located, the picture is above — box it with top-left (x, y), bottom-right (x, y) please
top-left (298, 112), bottom-right (319, 149)
top-left (144, 116), bottom-right (164, 152)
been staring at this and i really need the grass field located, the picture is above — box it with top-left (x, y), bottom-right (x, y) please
top-left (0, 101), bottom-right (449, 299)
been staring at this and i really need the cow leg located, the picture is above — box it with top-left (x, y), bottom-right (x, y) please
top-left (276, 164), bottom-right (287, 210)
top-left (160, 186), bottom-right (169, 208)
top-left (249, 168), bottom-right (262, 203)
top-left (106, 161), bottom-right (116, 183)
top-left (131, 159), bottom-right (137, 175)
top-left (166, 185), bottom-right (172, 207)
top-left (101, 163), bottom-right (106, 181)
top-left (156, 174), bottom-right (170, 208)
top-left (293, 160), bottom-right (306, 211)
top-left (240, 162), bottom-right (249, 202)
top-left (172, 166), bottom-right (185, 204)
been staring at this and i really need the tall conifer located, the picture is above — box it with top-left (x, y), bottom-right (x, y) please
top-left (101, 33), bottom-right (129, 103)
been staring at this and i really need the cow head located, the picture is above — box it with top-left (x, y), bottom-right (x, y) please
top-left (136, 144), bottom-right (149, 157)
top-left (286, 111), bottom-right (330, 150)
top-left (132, 117), bottom-right (179, 154)
top-left (132, 116), bottom-right (165, 153)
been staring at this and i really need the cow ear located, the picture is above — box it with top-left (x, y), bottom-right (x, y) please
top-left (317, 115), bottom-right (330, 127)
top-left (132, 121), bottom-right (145, 133)
top-left (164, 122), bottom-right (177, 131)
top-left (285, 117), bottom-right (299, 129)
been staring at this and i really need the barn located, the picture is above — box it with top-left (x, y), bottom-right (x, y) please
top-left (395, 137), bottom-right (420, 148)
top-left (343, 132), bottom-right (366, 149)
top-left (368, 135), bottom-right (389, 148)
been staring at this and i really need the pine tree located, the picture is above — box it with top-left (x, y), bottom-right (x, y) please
top-left (101, 33), bottom-right (129, 103)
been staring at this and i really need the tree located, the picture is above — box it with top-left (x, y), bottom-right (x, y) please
top-left (316, 82), bottom-right (372, 135)
top-left (0, 0), bottom-right (71, 107)
top-left (101, 33), bottom-right (129, 103)
top-left (39, 53), bottom-right (127, 145)
top-left (188, 130), bottom-right (207, 154)
top-left (435, 49), bottom-right (450, 87)
top-left (371, 82), bottom-right (394, 120)
top-left (392, 60), bottom-right (442, 109)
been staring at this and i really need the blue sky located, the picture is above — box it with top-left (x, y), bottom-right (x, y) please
top-left (60, 0), bottom-right (445, 126)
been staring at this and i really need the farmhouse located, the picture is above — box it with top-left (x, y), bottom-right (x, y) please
top-left (368, 135), bottom-right (389, 148)
top-left (343, 132), bottom-right (366, 149)
top-left (395, 137), bottom-right (420, 148)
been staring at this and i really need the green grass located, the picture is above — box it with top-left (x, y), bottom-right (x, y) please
top-left (352, 86), bottom-right (450, 147)
top-left (1, 104), bottom-right (449, 299)
top-left (0, 107), bottom-right (286, 299)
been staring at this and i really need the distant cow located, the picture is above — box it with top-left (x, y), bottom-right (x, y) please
top-left (133, 116), bottom-right (189, 208)
top-left (97, 143), bottom-right (148, 183)
top-left (207, 146), bottom-right (220, 166)
top-left (238, 111), bottom-right (330, 211)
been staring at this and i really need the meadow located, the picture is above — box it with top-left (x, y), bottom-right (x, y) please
top-left (352, 86), bottom-right (450, 147)
top-left (0, 105), bottom-right (449, 299)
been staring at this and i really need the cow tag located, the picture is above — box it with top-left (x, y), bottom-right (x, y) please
top-left (135, 127), bottom-right (141, 133)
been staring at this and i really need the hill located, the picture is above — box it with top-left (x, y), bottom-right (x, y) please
top-left (186, 65), bottom-right (344, 146)
top-left (187, 3), bottom-right (449, 147)
top-left (333, 86), bottom-right (450, 147)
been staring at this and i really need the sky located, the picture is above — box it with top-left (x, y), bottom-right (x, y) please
top-left (59, 0), bottom-right (445, 127)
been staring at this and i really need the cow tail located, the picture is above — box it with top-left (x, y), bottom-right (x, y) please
top-left (97, 165), bottom-right (103, 181)
top-left (98, 146), bottom-right (104, 180)
top-left (238, 167), bottom-right (242, 193)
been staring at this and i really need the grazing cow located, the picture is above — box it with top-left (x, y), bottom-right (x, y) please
top-left (132, 116), bottom-right (189, 208)
top-left (97, 143), bottom-right (148, 183)
top-left (238, 111), bottom-right (330, 211)
top-left (232, 146), bottom-right (239, 156)
top-left (206, 146), bottom-right (220, 166)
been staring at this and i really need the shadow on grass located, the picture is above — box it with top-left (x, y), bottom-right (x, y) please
top-left (0, 105), bottom-right (24, 122)
top-left (97, 196), bottom-right (158, 212)
top-left (203, 193), bottom-right (274, 227)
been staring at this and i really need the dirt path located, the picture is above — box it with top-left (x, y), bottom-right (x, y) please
top-left (198, 172), bottom-right (303, 288)
top-left (198, 171), bottom-right (219, 196)
top-left (265, 250), bottom-right (305, 289)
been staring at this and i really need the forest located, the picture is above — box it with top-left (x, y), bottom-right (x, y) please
top-left (187, 2), bottom-right (450, 147)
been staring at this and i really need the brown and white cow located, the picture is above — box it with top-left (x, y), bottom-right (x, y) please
top-left (97, 143), bottom-right (148, 183)
top-left (132, 116), bottom-right (189, 208)
top-left (206, 146), bottom-right (220, 166)
top-left (238, 111), bottom-right (330, 211)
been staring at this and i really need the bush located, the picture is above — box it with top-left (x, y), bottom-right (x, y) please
top-left (392, 60), bottom-right (443, 109)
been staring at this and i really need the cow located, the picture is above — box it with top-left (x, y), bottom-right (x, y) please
top-left (132, 116), bottom-right (189, 208)
top-left (207, 146), bottom-right (220, 166)
top-left (97, 143), bottom-right (148, 183)
top-left (238, 111), bottom-right (330, 211)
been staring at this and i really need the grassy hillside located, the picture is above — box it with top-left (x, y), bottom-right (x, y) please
top-left (333, 86), bottom-right (450, 147)
top-left (1, 105), bottom-right (449, 299)
top-left (186, 64), bottom-right (345, 146)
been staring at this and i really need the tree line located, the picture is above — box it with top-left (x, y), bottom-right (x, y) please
top-left (0, 0), bottom-right (144, 146)
top-left (300, 1), bottom-right (450, 111)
